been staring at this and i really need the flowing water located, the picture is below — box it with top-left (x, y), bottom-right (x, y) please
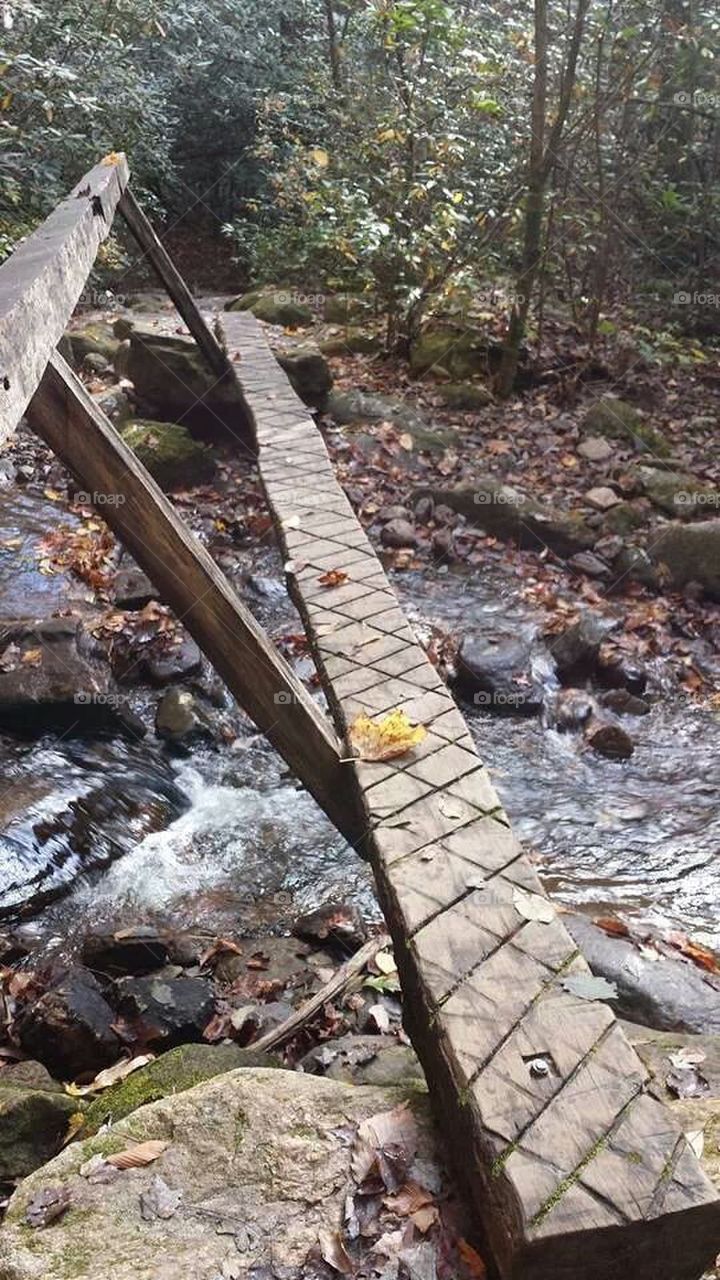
top-left (1, 488), bottom-right (719, 957)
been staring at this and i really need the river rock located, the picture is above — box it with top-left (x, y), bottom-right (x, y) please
top-left (434, 382), bottom-right (494, 410)
top-left (323, 293), bottom-right (373, 324)
top-left (112, 562), bottom-right (157, 609)
top-left (225, 287), bottom-right (313, 327)
top-left (577, 436), bottom-right (614, 462)
top-left (584, 485), bottom-right (621, 512)
top-left (144, 635), bottom-right (202, 684)
top-left (581, 396), bottom-right (671, 456)
top-left (155, 688), bottom-right (213, 743)
top-left (381, 517), bottom-right (417, 548)
top-left (0, 1072), bottom-right (82, 1179)
top-left (292, 902), bottom-right (367, 953)
top-left (409, 323), bottom-right (513, 381)
top-left (597, 648), bottom-right (648, 695)
top-left (0, 1068), bottom-right (459, 1280)
top-left (81, 928), bottom-right (170, 980)
top-left (565, 914), bottom-right (720, 1034)
top-left (120, 420), bottom-right (217, 489)
top-left (327, 388), bottom-right (458, 452)
top-left (455, 634), bottom-right (543, 716)
top-left (273, 342), bottom-right (332, 408)
top-left (93, 383), bottom-right (133, 425)
top-left (566, 550), bottom-right (611, 578)
top-left (0, 617), bottom-right (116, 728)
top-left (412, 481), bottom-right (595, 558)
top-left (63, 322), bottom-right (119, 368)
top-left (125, 331), bottom-right (243, 434)
top-left (300, 1034), bottom-right (424, 1086)
top-left (549, 611), bottom-right (618, 680)
top-left (649, 520), bottom-right (720, 600)
top-left (320, 328), bottom-right (382, 356)
top-left (549, 687), bottom-right (598, 731)
top-left (599, 688), bottom-right (651, 716)
top-left (113, 973), bottom-right (216, 1049)
top-left (585, 716), bottom-right (634, 760)
top-left (16, 968), bottom-right (121, 1079)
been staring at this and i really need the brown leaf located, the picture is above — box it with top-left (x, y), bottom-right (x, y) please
top-left (384, 1179), bottom-right (434, 1216)
top-left (318, 569), bottom-right (349, 588)
top-left (458, 1238), bottom-right (487, 1278)
top-left (352, 1102), bottom-right (418, 1193)
top-left (594, 916), bottom-right (630, 939)
top-left (106, 1139), bottom-right (169, 1169)
top-left (318, 1227), bottom-right (353, 1274)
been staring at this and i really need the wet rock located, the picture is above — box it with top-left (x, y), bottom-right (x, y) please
top-left (126, 331), bottom-right (244, 435)
top-left (567, 550), bottom-right (611, 578)
top-left (599, 688), bottom-right (651, 716)
top-left (597, 648), bottom-right (648, 695)
top-left (120, 420), bottom-right (217, 489)
top-left (16, 968), bottom-right (120, 1079)
top-left (455, 634), bottom-right (543, 716)
top-left (82, 1043), bottom-right (277, 1135)
top-left (81, 928), bottom-right (170, 979)
top-left (550, 611), bottom-right (618, 680)
top-left (0, 1069), bottom-right (455, 1280)
top-left (565, 915), bottom-right (720, 1034)
top-left (585, 716), bottom-right (634, 760)
top-left (434, 382), bottom-right (494, 410)
top-left (380, 518), bottom-right (417, 548)
top-left (581, 396), bottom-right (670, 456)
top-left (627, 1026), bottom-right (720, 1102)
top-left (649, 520), bottom-right (720, 600)
top-left (0, 1075), bottom-right (82, 1179)
top-left (113, 972), bottom-right (216, 1048)
top-left (112, 562), bottom-right (158, 609)
top-left (549, 687), bottom-right (597, 731)
top-left (274, 343), bottom-right (333, 408)
top-left (577, 436), bottom-right (614, 462)
top-left (292, 903), bottom-right (367, 953)
top-left (155, 688), bottom-right (214, 743)
top-left (300, 1034), bottom-right (424, 1086)
top-left (413, 495), bottom-right (435, 523)
top-left (376, 504), bottom-right (412, 523)
top-left (431, 527), bottom-right (457, 561)
top-left (225, 287), bottom-right (313, 327)
top-left (411, 482), bottom-right (595, 558)
top-left (231, 1000), bottom-right (294, 1044)
top-left (0, 618), bottom-right (114, 728)
top-left (144, 635), bottom-right (202, 684)
top-left (584, 485), bottom-right (621, 512)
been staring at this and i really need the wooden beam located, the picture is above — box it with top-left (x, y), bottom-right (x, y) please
top-left (118, 187), bottom-right (230, 381)
top-left (0, 154), bottom-right (129, 445)
top-left (26, 352), bottom-right (361, 846)
top-left (221, 310), bottom-right (720, 1280)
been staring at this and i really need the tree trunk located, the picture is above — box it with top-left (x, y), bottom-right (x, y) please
top-left (323, 0), bottom-right (343, 92)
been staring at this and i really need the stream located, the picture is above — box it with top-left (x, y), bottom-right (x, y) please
top-left (1, 485), bottom-right (719, 960)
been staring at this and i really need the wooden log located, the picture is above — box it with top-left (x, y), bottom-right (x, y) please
top-left (118, 187), bottom-right (231, 381)
top-left (0, 154), bottom-right (129, 445)
top-left (221, 309), bottom-right (720, 1280)
top-left (26, 352), bottom-right (361, 846)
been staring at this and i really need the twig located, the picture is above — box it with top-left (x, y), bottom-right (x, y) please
top-left (250, 931), bottom-right (391, 1053)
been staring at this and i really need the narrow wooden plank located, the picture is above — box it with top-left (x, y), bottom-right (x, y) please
top-left (26, 352), bottom-right (361, 846)
top-left (0, 154), bottom-right (129, 444)
top-left (118, 186), bottom-right (231, 381)
top-left (222, 309), bottom-right (720, 1280)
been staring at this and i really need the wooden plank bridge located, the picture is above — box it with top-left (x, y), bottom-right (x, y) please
top-left (1, 155), bottom-right (719, 1280)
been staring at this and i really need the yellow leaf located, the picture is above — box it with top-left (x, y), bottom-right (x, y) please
top-left (348, 709), bottom-right (426, 762)
top-left (310, 147), bottom-right (329, 167)
top-left (21, 648), bottom-right (42, 666)
top-left (63, 1112), bottom-right (86, 1146)
top-left (43, 488), bottom-right (63, 501)
top-left (65, 1054), bottom-right (154, 1097)
top-left (106, 1139), bottom-right (169, 1169)
top-left (101, 151), bottom-right (122, 166)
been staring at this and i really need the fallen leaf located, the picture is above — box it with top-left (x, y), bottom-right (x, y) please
top-left (348, 709), bottom-right (426, 761)
top-left (318, 1227), bottom-right (353, 1274)
top-left (352, 1102), bottom-right (418, 1193)
top-left (366, 1002), bottom-right (391, 1033)
top-left (20, 648), bottom-right (42, 666)
top-left (318, 569), bottom-right (349, 588)
top-left (411, 1204), bottom-right (439, 1233)
top-left (140, 1174), bottom-right (182, 1221)
top-left (375, 950), bottom-right (397, 975)
top-left (560, 973), bottom-right (618, 1002)
top-left (65, 1054), bottom-right (154, 1096)
top-left (63, 1112), bottom-right (86, 1145)
top-left (106, 1139), bottom-right (169, 1169)
top-left (594, 916), bottom-right (630, 938)
top-left (384, 1180), bottom-right (433, 1216)
top-left (101, 151), bottom-right (122, 165)
top-left (458, 1238), bottom-right (487, 1278)
top-left (513, 888), bottom-right (555, 924)
top-left (25, 1186), bottom-right (72, 1228)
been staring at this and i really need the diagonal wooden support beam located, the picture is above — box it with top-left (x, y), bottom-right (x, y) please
top-left (0, 154), bottom-right (129, 444)
top-left (118, 186), bottom-right (231, 382)
top-left (221, 309), bottom-right (720, 1280)
top-left (26, 351), bottom-right (361, 846)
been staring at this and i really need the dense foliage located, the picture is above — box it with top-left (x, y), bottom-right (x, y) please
top-left (1, 0), bottom-right (718, 367)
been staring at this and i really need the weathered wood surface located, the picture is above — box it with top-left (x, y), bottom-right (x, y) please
top-left (118, 187), bottom-right (232, 381)
top-left (221, 310), bottom-right (720, 1280)
top-left (0, 155), bottom-right (129, 445)
top-left (26, 351), bottom-right (361, 846)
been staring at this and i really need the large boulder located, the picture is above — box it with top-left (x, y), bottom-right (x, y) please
top-left (224, 287), bottom-right (313, 327)
top-left (635, 466), bottom-right (720, 520)
top-left (0, 1063), bottom-right (82, 1179)
top-left (412, 481), bottom-right (596, 557)
top-left (0, 1069), bottom-right (454, 1280)
top-left (328, 388), bottom-right (459, 452)
top-left (0, 618), bottom-right (113, 727)
top-left (434, 382), bottom-right (494, 410)
top-left (581, 397), bottom-right (671, 456)
top-left (410, 324), bottom-right (504, 381)
top-left (650, 520), bottom-right (720, 599)
top-left (62, 322), bottom-right (119, 369)
top-left (120, 421), bottom-right (216, 490)
top-left (272, 342), bottom-right (333, 408)
top-left (125, 331), bottom-right (243, 434)
top-left (323, 293), bottom-right (373, 324)
top-left (455, 633), bottom-right (544, 716)
top-left (16, 968), bottom-right (121, 1079)
top-left (112, 973), bottom-right (216, 1050)
top-left (320, 328), bottom-right (383, 356)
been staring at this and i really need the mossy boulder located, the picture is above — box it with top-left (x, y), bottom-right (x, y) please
top-left (635, 465), bottom-right (720, 520)
top-left (410, 324), bottom-right (494, 380)
top-left (320, 328), bottom-right (383, 356)
top-left (413, 481), bottom-right (596, 558)
top-left (650, 519), bottom-right (720, 599)
top-left (326, 388), bottom-right (458, 451)
top-left (581, 397), bottom-right (671, 456)
top-left (225, 288), bottom-right (313, 327)
top-left (323, 293), bottom-right (373, 324)
top-left (82, 1043), bottom-right (273, 1135)
top-left (120, 420), bottom-right (216, 489)
top-left (0, 1073), bottom-right (82, 1179)
top-left (63, 322), bottom-right (119, 369)
top-left (273, 343), bottom-right (333, 408)
top-left (434, 382), bottom-right (494, 410)
top-left (126, 330), bottom-right (243, 433)
top-left (601, 500), bottom-right (649, 536)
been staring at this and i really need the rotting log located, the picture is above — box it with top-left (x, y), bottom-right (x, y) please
top-left (221, 309), bottom-right (720, 1280)
top-left (0, 154), bottom-right (129, 444)
top-left (26, 351), bottom-right (361, 846)
top-left (118, 186), bottom-right (232, 382)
